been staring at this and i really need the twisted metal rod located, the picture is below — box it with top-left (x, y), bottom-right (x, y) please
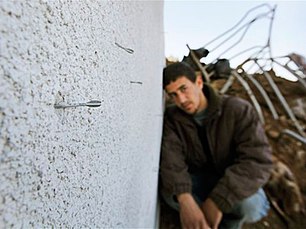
top-left (231, 70), bottom-right (265, 124)
top-left (202, 4), bottom-right (273, 48)
top-left (186, 44), bottom-right (210, 83)
top-left (219, 75), bottom-right (235, 95)
top-left (254, 60), bottom-right (305, 137)
top-left (280, 129), bottom-right (306, 145)
top-left (243, 72), bottom-right (279, 120)
top-left (207, 5), bottom-right (276, 64)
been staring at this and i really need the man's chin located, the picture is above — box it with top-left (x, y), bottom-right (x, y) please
top-left (180, 107), bottom-right (196, 115)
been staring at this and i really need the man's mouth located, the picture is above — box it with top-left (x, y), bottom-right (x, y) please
top-left (182, 102), bottom-right (192, 110)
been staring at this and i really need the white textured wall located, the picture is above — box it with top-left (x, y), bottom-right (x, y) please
top-left (0, 1), bottom-right (164, 228)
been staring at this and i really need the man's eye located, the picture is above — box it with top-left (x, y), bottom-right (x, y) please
top-left (181, 87), bottom-right (187, 92)
top-left (168, 93), bottom-right (176, 99)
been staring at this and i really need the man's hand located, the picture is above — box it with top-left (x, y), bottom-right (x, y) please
top-left (177, 193), bottom-right (211, 229)
top-left (201, 198), bottom-right (223, 229)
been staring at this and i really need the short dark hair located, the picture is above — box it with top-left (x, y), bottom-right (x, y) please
top-left (163, 62), bottom-right (196, 89)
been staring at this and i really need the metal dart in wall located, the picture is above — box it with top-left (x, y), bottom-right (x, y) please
top-left (54, 100), bottom-right (102, 109)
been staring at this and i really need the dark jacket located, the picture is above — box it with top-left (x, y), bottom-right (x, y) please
top-left (160, 84), bottom-right (272, 213)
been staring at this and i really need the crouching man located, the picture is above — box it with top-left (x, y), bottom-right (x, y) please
top-left (160, 62), bottom-right (272, 229)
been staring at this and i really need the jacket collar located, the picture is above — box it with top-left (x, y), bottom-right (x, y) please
top-left (203, 83), bottom-right (222, 119)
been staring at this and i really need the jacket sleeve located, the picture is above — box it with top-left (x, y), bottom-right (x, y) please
top-left (160, 114), bottom-right (192, 196)
top-left (209, 98), bottom-right (273, 213)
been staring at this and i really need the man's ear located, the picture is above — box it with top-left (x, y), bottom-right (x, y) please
top-left (196, 75), bottom-right (204, 88)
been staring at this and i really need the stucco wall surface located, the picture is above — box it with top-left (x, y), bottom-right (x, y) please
top-left (0, 0), bottom-right (164, 228)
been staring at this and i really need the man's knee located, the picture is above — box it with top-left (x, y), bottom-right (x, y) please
top-left (237, 188), bottom-right (270, 223)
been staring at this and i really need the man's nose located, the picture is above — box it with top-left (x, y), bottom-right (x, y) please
top-left (176, 92), bottom-right (186, 104)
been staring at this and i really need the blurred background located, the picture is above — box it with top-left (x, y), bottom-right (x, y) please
top-left (164, 1), bottom-right (306, 81)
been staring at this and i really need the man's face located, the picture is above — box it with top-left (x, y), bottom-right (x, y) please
top-left (165, 75), bottom-right (204, 115)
